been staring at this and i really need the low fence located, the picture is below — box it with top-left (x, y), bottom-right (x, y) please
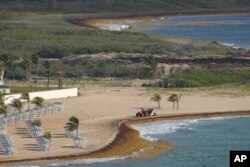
top-left (4, 88), bottom-right (78, 104)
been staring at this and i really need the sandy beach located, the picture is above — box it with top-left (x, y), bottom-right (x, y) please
top-left (0, 85), bottom-right (250, 165)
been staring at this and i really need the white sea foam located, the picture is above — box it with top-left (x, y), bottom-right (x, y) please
top-left (218, 42), bottom-right (240, 49)
top-left (132, 115), bottom-right (250, 141)
top-left (101, 24), bottom-right (131, 31)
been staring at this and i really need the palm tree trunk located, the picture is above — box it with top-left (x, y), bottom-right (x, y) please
top-left (26, 72), bottom-right (29, 91)
top-left (76, 128), bottom-right (79, 137)
top-left (11, 74), bottom-right (15, 93)
top-left (177, 101), bottom-right (179, 110)
top-left (158, 101), bottom-right (160, 109)
top-left (173, 102), bottom-right (175, 109)
top-left (48, 74), bottom-right (50, 90)
top-left (28, 100), bottom-right (30, 111)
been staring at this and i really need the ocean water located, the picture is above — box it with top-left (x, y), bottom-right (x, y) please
top-left (138, 14), bottom-right (250, 49)
top-left (14, 116), bottom-right (250, 167)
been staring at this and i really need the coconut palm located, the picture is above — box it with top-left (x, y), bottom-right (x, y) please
top-left (151, 93), bottom-right (162, 109)
top-left (168, 93), bottom-right (182, 110)
top-left (31, 96), bottom-right (45, 108)
top-left (43, 60), bottom-right (52, 90)
top-left (31, 119), bottom-right (41, 127)
top-left (64, 116), bottom-right (80, 137)
top-left (32, 54), bottom-right (40, 90)
top-left (20, 57), bottom-right (32, 91)
top-left (44, 132), bottom-right (52, 141)
top-left (176, 94), bottom-right (182, 110)
top-left (10, 99), bottom-right (23, 112)
top-left (168, 94), bottom-right (176, 109)
top-left (57, 72), bottom-right (63, 89)
top-left (7, 61), bottom-right (17, 93)
top-left (0, 105), bottom-right (8, 116)
top-left (143, 56), bottom-right (164, 87)
top-left (0, 92), bottom-right (6, 107)
top-left (21, 92), bottom-right (30, 111)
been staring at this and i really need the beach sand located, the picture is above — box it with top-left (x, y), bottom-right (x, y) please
top-left (0, 85), bottom-right (250, 164)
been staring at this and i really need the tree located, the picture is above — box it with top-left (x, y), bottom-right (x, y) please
top-left (21, 92), bottom-right (30, 111)
top-left (31, 119), bottom-right (42, 127)
top-left (43, 60), bottom-right (52, 90)
top-left (44, 131), bottom-right (52, 141)
top-left (20, 57), bottom-right (32, 91)
top-left (143, 56), bottom-right (164, 87)
top-left (0, 92), bottom-right (6, 107)
top-left (151, 93), bottom-right (162, 109)
top-left (176, 94), bottom-right (182, 110)
top-left (64, 116), bottom-right (80, 137)
top-left (57, 72), bottom-right (63, 89)
top-left (0, 105), bottom-right (8, 116)
top-left (168, 93), bottom-right (182, 110)
top-left (32, 54), bottom-right (40, 90)
top-left (10, 99), bottom-right (23, 112)
top-left (7, 61), bottom-right (17, 93)
top-left (31, 96), bottom-right (45, 108)
top-left (168, 94), bottom-right (176, 109)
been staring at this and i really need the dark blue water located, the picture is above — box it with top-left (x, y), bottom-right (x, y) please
top-left (140, 14), bottom-right (250, 49)
top-left (17, 116), bottom-right (250, 167)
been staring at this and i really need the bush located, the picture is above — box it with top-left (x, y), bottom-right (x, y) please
top-left (162, 67), bottom-right (250, 88)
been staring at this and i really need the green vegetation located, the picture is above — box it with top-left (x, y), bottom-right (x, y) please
top-left (31, 119), bottom-right (42, 127)
top-left (168, 93), bottom-right (181, 110)
top-left (32, 96), bottom-right (45, 108)
top-left (164, 67), bottom-right (250, 88)
top-left (65, 116), bottom-right (80, 137)
top-left (21, 92), bottom-right (31, 110)
top-left (150, 93), bottom-right (162, 109)
top-left (0, 0), bottom-right (249, 16)
top-left (10, 99), bottom-right (23, 112)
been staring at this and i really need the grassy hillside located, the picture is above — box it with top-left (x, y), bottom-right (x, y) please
top-left (0, 0), bottom-right (250, 15)
top-left (0, 14), bottom-right (231, 59)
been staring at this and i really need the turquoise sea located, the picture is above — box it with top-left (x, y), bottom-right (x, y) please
top-left (13, 116), bottom-right (250, 167)
top-left (135, 14), bottom-right (250, 49)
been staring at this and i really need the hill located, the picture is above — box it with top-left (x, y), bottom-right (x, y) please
top-left (0, 0), bottom-right (250, 15)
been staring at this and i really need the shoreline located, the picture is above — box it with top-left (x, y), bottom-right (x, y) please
top-left (1, 110), bottom-right (250, 166)
top-left (68, 10), bottom-right (250, 29)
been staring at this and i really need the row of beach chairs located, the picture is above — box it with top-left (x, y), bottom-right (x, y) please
top-left (0, 124), bottom-right (15, 155)
top-left (0, 102), bottom-right (64, 126)
top-left (26, 121), bottom-right (52, 152)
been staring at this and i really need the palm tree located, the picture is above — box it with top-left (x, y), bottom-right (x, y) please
top-left (168, 93), bottom-right (182, 110)
top-left (143, 56), bottom-right (164, 87)
top-left (20, 57), bottom-right (32, 91)
top-left (176, 94), bottom-right (182, 110)
top-left (21, 92), bottom-right (30, 111)
top-left (151, 93), bottom-right (162, 109)
top-left (44, 131), bottom-right (52, 141)
top-left (0, 105), bottom-right (8, 116)
top-left (168, 94), bottom-right (176, 109)
top-left (10, 99), bottom-right (23, 112)
top-left (0, 92), bottom-right (6, 107)
top-left (64, 116), bottom-right (80, 137)
top-left (43, 60), bottom-right (52, 90)
top-left (31, 119), bottom-right (41, 127)
top-left (31, 54), bottom-right (39, 75)
top-left (31, 96), bottom-right (45, 108)
top-left (7, 61), bottom-right (17, 93)
top-left (57, 72), bottom-right (63, 89)
top-left (32, 54), bottom-right (40, 90)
